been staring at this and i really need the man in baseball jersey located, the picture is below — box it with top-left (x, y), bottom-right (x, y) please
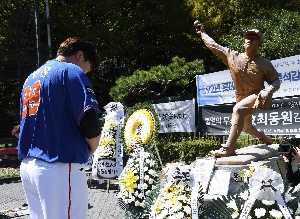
top-left (194, 21), bottom-right (280, 157)
top-left (18, 37), bottom-right (102, 218)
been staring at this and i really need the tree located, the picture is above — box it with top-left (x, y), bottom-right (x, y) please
top-left (187, 0), bottom-right (300, 72)
top-left (222, 10), bottom-right (300, 60)
top-left (0, 0), bottom-right (38, 137)
top-left (110, 56), bottom-right (205, 105)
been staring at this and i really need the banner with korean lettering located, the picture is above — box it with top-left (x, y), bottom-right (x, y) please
top-left (200, 97), bottom-right (300, 135)
top-left (196, 54), bottom-right (300, 106)
top-left (153, 99), bottom-right (196, 133)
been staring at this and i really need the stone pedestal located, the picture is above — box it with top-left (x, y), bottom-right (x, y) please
top-left (214, 156), bottom-right (283, 195)
top-left (205, 144), bottom-right (284, 198)
top-left (216, 144), bottom-right (279, 165)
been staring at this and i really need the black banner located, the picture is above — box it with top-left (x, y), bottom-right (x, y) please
top-left (200, 97), bottom-right (300, 135)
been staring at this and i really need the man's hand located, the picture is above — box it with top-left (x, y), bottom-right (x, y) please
top-left (293, 147), bottom-right (300, 165)
top-left (282, 154), bottom-right (289, 163)
top-left (194, 20), bottom-right (205, 34)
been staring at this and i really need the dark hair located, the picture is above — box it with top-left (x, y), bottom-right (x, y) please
top-left (57, 37), bottom-right (100, 70)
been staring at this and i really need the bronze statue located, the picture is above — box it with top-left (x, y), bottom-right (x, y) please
top-left (194, 21), bottom-right (280, 157)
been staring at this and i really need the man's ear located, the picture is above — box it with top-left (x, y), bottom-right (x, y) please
top-left (76, 51), bottom-right (84, 61)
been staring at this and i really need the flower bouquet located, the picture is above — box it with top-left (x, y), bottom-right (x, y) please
top-left (118, 148), bottom-right (159, 218)
top-left (98, 119), bottom-right (118, 158)
top-left (148, 165), bottom-right (204, 219)
top-left (201, 165), bottom-right (300, 219)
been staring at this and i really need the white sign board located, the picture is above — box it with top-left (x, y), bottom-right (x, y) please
top-left (96, 158), bottom-right (118, 179)
top-left (192, 158), bottom-right (216, 193)
top-left (153, 99), bottom-right (196, 133)
top-left (207, 169), bottom-right (231, 195)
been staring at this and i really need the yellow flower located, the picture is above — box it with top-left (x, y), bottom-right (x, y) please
top-left (119, 171), bottom-right (138, 191)
top-left (124, 109), bottom-right (155, 148)
top-left (170, 196), bottom-right (178, 204)
top-left (156, 204), bottom-right (162, 214)
top-left (165, 186), bottom-right (172, 193)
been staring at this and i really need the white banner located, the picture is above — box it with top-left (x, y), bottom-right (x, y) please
top-left (153, 99), bottom-right (196, 133)
top-left (196, 54), bottom-right (300, 106)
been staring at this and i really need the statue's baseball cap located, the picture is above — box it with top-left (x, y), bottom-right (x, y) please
top-left (244, 29), bottom-right (262, 41)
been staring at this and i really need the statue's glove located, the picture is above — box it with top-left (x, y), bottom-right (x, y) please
top-left (253, 79), bottom-right (280, 110)
top-left (253, 89), bottom-right (273, 110)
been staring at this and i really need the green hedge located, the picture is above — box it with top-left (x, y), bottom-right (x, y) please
top-left (152, 134), bottom-right (292, 165)
top-left (153, 135), bottom-right (220, 165)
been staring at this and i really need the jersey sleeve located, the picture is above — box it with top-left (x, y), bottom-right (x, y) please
top-left (64, 64), bottom-right (102, 126)
top-left (201, 32), bottom-right (231, 67)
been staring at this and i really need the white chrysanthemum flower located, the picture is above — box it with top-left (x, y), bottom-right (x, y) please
top-left (254, 208), bottom-right (266, 218)
top-left (149, 169), bottom-right (156, 175)
top-left (177, 212), bottom-right (185, 219)
top-left (178, 195), bottom-right (187, 201)
top-left (168, 206), bottom-right (176, 215)
top-left (143, 152), bottom-right (150, 158)
top-left (227, 200), bottom-right (238, 211)
top-left (138, 193), bottom-right (143, 199)
top-left (157, 215), bottom-right (164, 219)
top-left (144, 175), bottom-right (149, 180)
top-left (269, 209), bottom-right (282, 218)
top-left (261, 200), bottom-right (275, 206)
top-left (160, 209), bottom-right (169, 217)
top-left (172, 201), bottom-right (182, 212)
top-left (164, 200), bottom-right (173, 208)
top-left (183, 205), bottom-right (191, 214)
top-left (149, 179), bottom-right (154, 184)
top-left (239, 190), bottom-right (249, 200)
top-left (231, 212), bottom-right (239, 218)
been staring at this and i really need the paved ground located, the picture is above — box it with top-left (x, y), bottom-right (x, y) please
top-left (0, 178), bottom-right (125, 219)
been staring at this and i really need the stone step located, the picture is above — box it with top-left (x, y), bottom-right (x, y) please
top-left (216, 144), bottom-right (279, 165)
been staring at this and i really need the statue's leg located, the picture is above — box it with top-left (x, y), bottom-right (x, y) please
top-left (243, 116), bottom-right (272, 144)
top-left (213, 94), bottom-right (258, 158)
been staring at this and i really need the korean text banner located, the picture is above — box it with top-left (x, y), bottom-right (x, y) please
top-left (200, 97), bottom-right (300, 135)
top-left (196, 55), bottom-right (300, 106)
top-left (153, 99), bottom-right (196, 133)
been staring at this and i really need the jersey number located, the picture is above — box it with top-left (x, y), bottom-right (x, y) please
top-left (22, 80), bottom-right (41, 118)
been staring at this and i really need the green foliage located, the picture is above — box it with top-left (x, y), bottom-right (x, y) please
top-left (110, 57), bottom-right (205, 105)
top-left (154, 134), bottom-right (220, 165)
top-left (0, 167), bottom-right (20, 179)
top-left (1, 0), bottom-right (300, 137)
top-left (118, 198), bottom-right (144, 219)
top-left (222, 9), bottom-right (300, 60)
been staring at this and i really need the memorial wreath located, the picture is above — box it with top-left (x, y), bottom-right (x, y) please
top-left (118, 103), bottom-right (160, 218)
top-left (202, 164), bottom-right (300, 219)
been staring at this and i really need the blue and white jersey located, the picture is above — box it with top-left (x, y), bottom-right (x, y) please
top-left (18, 59), bottom-right (101, 163)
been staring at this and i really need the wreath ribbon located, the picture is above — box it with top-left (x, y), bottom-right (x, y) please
top-left (239, 168), bottom-right (292, 219)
